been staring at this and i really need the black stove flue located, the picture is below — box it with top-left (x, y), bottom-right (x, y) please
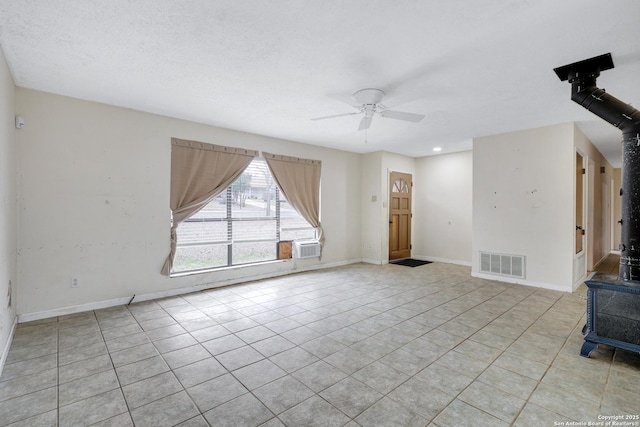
top-left (555, 53), bottom-right (640, 280)
top-left (555, 53), bottom-right (640, 357)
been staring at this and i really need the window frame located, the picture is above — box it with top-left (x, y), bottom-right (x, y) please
top-left (172, 158), bottom-right (316, 273)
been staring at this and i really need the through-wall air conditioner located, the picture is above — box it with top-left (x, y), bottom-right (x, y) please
top-left (293, 240), bottom-right (321, 258)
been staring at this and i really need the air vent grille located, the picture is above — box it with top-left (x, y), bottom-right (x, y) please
top-left (480, 252), bottom-right (525, 279)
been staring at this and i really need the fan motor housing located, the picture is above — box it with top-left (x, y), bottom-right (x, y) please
top-left (353, 88), bottom-right (385, 105)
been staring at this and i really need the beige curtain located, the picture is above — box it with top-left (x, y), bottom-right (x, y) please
top-left (264, 152), bottom-right (323, 244)
top-left (161, 138), bottom-right (258, 275)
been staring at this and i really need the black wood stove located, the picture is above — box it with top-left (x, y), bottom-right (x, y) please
top-left (581, 273), bottom-right (640, 356)
top-left (555, 53), bottom-right (640, 357)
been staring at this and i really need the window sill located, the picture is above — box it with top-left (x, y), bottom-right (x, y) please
top-left (169, 258), bottom-right (292, 278)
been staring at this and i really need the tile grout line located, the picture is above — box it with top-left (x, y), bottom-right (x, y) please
top-left (97, 308), bottom-right (134, 426)
top-left (422, 286), bottom-right (573, 424)
top-left (7, 258), bottom-right (635, 426)
top-left (279, 275), bottom-right (533, 424)
top-left (56, 317), bottom-right (60, 427)
top-left (128, 299), bottom-right (203, 425)
top-left (507, 296), bottom-right (593, 424)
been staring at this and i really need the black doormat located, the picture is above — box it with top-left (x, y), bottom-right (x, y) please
top-left (390, 258), bottom-right (432, 267)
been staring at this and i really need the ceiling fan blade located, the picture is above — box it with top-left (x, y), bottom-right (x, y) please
top-left (311, 112), bottom-right (358, 121)
top-left (379, 110), bottom-right (425, 122)
top-left (358, 115), bottom-right (373, 131)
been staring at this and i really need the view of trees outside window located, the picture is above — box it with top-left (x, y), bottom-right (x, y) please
top-left (174, 158), bottom-right (315, 272)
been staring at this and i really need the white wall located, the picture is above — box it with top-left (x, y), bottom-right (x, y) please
top-left (12, 86), bottom-right (618, 322)
top-left (0, 46), bottom-right (17, 369)
top-left (16, 89), bottom-right (362, 317)
top-left (472, 124), bottom-right (575, 291)
top-left (414, 151), bottom-right (472, 265)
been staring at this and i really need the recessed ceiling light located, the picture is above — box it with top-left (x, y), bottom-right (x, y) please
top-left (433, 147), bottom-right (442, 152)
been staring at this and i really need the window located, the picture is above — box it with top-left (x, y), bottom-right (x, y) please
top-left (173, 158), bottom-right (315, 272)
top-left (392, 178), bottom-right (409, 193)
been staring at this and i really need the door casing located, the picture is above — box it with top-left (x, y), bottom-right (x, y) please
top-left (389, 171), bottom-right (412, 260)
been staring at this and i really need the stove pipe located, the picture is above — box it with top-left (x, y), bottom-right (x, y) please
top-left (554, 53), bottom-right (640, 281)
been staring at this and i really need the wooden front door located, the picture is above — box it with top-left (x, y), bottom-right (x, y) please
top-left (389, 171), bottom-right (412, 260)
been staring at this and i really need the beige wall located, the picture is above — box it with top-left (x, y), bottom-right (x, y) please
top-left (0, 46), bottom-right (17, 368)
top-left (16, 89), bottom-right (362, 317)
top-left (414, 151), bottom-right (472, 265)
top-left (9, 85), bottom-right (621, 321)
top-left (472, 124), bottom-right (575, 291)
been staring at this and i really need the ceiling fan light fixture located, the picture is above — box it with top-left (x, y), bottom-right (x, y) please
top-left (311, 87), bottom-right (425, 131)
top-left (352, 88), bottom-right (385, 105)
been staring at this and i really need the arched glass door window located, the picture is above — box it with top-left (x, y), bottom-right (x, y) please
top-left (392, 178), bottom-right (409, 193)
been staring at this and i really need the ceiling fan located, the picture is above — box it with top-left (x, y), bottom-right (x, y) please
top-left (311, 88), bottom-right (425, 131)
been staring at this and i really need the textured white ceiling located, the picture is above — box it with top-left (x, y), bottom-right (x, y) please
top-left (1, 1), bottom-right (639, 167)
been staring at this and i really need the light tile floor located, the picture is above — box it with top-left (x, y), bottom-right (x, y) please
top-left (1, 256), bottom-right (639, 426)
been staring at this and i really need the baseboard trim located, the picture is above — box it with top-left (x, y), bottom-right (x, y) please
top-left (361, 258), bottom-right (385, 265)
top-left (413, 255), bottom-right (472, 267)
top-left (574, 271), bottom-right (596, 292)
top-left (471, 271), bottom-right (572, 292)
top-left (592, 253), bottom-right (611, 272)
top-left (573, 272), bottom-right (589, 292)
top-left (18, 296), bottom-right (134, 323)
top-left (299, 259), bottom-right (362, 271)
top-left (17, 259), bottom-right (363, 323)
top-left (0, 316), bottom-right (18, 378)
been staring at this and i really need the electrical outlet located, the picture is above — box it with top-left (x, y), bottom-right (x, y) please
top-left (71, 278), bottom-right (79, 288)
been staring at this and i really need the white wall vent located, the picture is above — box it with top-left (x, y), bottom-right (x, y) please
top-left (294, 240), bottom-right (321, 259)
top-left (480, 252), bottom-right (525, 279)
